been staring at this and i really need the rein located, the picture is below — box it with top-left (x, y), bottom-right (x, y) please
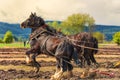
top-left (30, 27), bottom-right (54, 40)
top-left (30, 26), bottom-right (116, 52)
top-left (66, 36), bottom-right (96, 44)
top-left (26, 25), bottom-right (78, 67)
top-left (29, 28), bottom-right (77, 66)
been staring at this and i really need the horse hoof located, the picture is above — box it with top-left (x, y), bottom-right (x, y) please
top-left (35, 67), bottom-right (39, 73)
top-left (34, 66), bottom-right (40, 73)
top-left (80, 72), bottom-right (88, 79)
top-left (67, 71), bottom-right (73, 78)
top-left (50, 75), bottom-right (55, 80)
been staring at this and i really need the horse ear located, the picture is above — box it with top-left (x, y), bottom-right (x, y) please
top-left (34, 12), bottom-right (36, 16)
top-left (30, 12), bottom-right (35, 18)
top-left (31, 12), bottom-right (33, 15)
top-left (30, 12), bottom-right (33, 17)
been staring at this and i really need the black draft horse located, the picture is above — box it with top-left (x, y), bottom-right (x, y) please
top-left (21, 13), bottom-right (99, 68)
top-left (67, 32), bottom-right (98, 67)
top-left (21, 13), bottom-right (81, 80)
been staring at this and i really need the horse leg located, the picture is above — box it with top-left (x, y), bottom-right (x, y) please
top-left (31, 53), bottom-right (41, 73)
top-left (51, 58), bottom-right (61, 79)
top-left (51, 58), bottom-right (67, 80)
top-left (78, 51), bottom-right (86, 68)
top-left (56, 58), bottom-right (68, 80)
top-left (25, 49), bottom-right (33, 64)
top-left (72, 48), bottom-right (82, 67)
top-left (90, 53), bottom-right (96, 63)
top-left (84, 53), bottom-right (91, 66)
top-left (80, 56), bottom-right (86, 68)
top-left (67, 59), bottom-right (73, 79)
top-left (90, 52), bottom-right (99, 67)
top-left (55, 58), bottom-right (61, 74)
top-left (26, 54), bottom-right (31, 64)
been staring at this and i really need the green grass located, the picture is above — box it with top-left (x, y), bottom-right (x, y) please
top-left (98, 43), bottom-right (117, 48)
top-left (0, 42), bottom-right (30, 48)
top-left (0, 42), bottom-right (117, 48)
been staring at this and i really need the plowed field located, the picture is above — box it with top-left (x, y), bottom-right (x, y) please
top-left (0, 46), bottom-right (120, 80)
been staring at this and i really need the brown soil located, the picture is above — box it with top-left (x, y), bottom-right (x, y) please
top-left (0, 47), bottom-right (120, 79)
top-left (0, 69), bottom-right (54, 80)
top-left (0, 68), bottom-right (119, 80)
top-left (0, 60), bottom-right (56, 67)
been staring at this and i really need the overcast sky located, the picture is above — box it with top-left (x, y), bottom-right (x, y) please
top-left (0, 0), bottom-right (120, 25)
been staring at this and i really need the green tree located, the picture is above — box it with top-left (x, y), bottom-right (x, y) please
top-left (93, 32), bottom-right (105, 43)
top-left (0, 38), bottom-right (3, 43)
top-left (47, 21), bottom-right (62, 32)
top-left (46, 22), bottom-right (52, 26)
top-left (61, 13), bottom-right (95, 35)
top-left (51, 21), bottom-right (60, 30)
top-left (3, 31), bottom-right (14, 43)
top-left (113, 32), bottom-right (120, 45)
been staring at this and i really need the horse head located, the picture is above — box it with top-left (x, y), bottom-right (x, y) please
top-left (21, 12), bottom-right (45, 29)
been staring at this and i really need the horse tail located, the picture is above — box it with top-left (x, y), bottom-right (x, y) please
top-left (93, 37), bottom-right (98, 54)
top-left (72, 48), bottom-right (82, 68)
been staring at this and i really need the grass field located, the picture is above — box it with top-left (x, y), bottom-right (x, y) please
top-left (0, 42), bottom-right (117, 48)
top-left (0, 42), bottom-right (30, 48)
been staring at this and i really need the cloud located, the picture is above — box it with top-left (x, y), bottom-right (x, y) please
top-left (0, 0), bottom-right (86, 23)
top-left (0, 10), bottom-right (7, 16)
top-left (0, 0), bottom-right (120, 25)
top-left (80, 0), bottom-right (120, 25)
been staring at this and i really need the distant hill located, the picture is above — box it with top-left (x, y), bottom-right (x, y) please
top-left (94, 25), bottom-right (120, 41)
top-left (0, 21), bottom-right (120, 41)
top-left (0, 22), bottom-right (31, 39)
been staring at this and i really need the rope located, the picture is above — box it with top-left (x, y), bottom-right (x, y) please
top-left (71, 42), bottom-right (119, 52)
top-left (29, 27), bottom-right (120, 68)
top-left (28, 28), bottom-right (120, 71)
top-left (30, 27), bottom-right (119, 52)
top-left (30, 25), bottom-right (120, 53)
top-left (66, 36), bottom-right (95, 44)
top-left (30, 31), bottom-right (76, 66)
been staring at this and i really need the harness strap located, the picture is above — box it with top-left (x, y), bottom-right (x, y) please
top-left (40, 36), bottom-right (51, 54)
top-left (30, 29), bottom-right (47, 40)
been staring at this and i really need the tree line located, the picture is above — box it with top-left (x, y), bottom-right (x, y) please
top-left (0, 31), bottom-right (27, 43)
top-left (0, 13), bottom-right (120, 45)
top-left (47, 13), bottom-right (104, 43)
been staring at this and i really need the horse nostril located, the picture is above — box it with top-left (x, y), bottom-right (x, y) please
top-left (20, 23), bottom-right (25, 28)
top-left (21, 23), bottom-right (24, 26)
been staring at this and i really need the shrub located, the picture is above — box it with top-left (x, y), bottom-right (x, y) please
top-left (93, 32), bottom-right (105, 43)
top-left (3, 31), bottom-right (14, 43)
top-left (113, 32), bottom-right (120, 45)
top-left (0, 38), bottom-right (4, 43)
